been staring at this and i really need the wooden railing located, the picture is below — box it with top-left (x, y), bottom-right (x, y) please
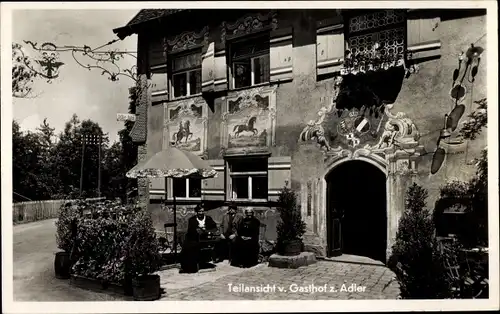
top-left (13, 197), bottom-right (105, 224)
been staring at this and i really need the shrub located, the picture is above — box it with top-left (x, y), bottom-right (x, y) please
top-left (390, 183), bottom-right (452, 299)
top-left (276, 186), bottom-right (306, 245)
top-left (55, 201), bottom-right (81, 253)
top-left (70, 201), bottom-right (160, 284)
top-left (466, 148), bottom-right (488, 247)
top-left (125, 209), bottom-right (162, 278)
top-left (433, 148), bottom-right (488, 248)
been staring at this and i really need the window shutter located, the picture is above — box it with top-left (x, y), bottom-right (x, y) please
top-left (202, 159), bottom-right (225, 201)
top-left (270, 26), bottom-right (293, 83)
top-left (268, 156), bottom-right (291, 202)
top-left (150, 66), bottom-right (169, 103)
top-left (149, 178), bottom-right (165, 200)
top-left (407, 10), bottom-right (441, 62)
top-left (316, 18), bottom-right (344, 76)
top-left (149, 39), bottom-right (169, 103)
top-left (214, 48), bottom-right (228, 92)
top-left (201, 41), bottom-right (215, 93)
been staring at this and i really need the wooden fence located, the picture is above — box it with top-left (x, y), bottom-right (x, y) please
top-left (13, 197), bottom-right (105, 224)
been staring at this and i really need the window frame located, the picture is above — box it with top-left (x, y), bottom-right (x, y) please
top-left (344, 9), bottom-right (407, 60)
top-left (169, 178), bottom-right (202, 201)
top-left (169, 49), bottom-right (202, 100)
top-left (229, 33), bottom-right (271, 90)
top-left (226, 157), bottom-right (269, 202)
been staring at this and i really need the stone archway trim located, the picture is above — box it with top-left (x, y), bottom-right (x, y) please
top-left (318, 154), bottom-right (392, 258)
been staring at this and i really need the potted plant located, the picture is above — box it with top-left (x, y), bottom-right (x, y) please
top-left (275, 185), bottom-right (307, 256)
top-left (70, 201), bottom-right (135, 294)
top-left (125, 209), bottom-right (163, 301)
top-left (54, 200), bottom-right (80, 279)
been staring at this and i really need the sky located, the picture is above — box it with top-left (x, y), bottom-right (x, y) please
top-left (12, 9), bottom-right (138, 143)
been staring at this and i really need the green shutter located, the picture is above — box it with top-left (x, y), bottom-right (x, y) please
top-left (316, 17), bottom-right (345, 76)
top-left (270, 26), bottom-right (293, 83)
top-left (214, 48), bottom-right (228, 92)
top-left (407, 10), bottom-right (441, 62)
top-left (149, 177), bottom-right (166, 200)
top-left (201, 41), bottom-right (215, 93)
top-left (202, 159), bottom-right (225, 201)
top-left (268, 156), bottom-right (291, 201)
top-left (149, 38), bottom-right (169, 103)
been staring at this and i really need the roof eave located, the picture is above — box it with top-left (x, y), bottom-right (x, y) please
top-left (113, 25), bottom-right (135, 40)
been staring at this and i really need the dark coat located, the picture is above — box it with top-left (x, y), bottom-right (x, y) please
top-left (180, 214), bottom-right (218, 273)
top-left (231, 216), bottom-right (261, 267)
top-left (185, 214), bottom-right (217, 241)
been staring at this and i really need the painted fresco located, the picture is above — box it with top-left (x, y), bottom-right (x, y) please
top-left (165, 98), bottom-right (208, 156)
top-left (222, 86), bottom-right (276, 155)
top-left (299, 76), bottom-right (421, 162)
top-left (322, 106), bottom-right (389, 150)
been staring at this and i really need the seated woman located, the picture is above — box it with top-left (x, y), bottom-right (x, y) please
top-left (179, 204), bottom-right (218, 273)
top-left (231, 207), bottom-right (261, 268)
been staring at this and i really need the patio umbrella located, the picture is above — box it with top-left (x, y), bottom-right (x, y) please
top-left (126, 147), bottom-right (217, 260)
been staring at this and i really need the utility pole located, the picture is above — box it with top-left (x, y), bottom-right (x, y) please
top-left (81, 133), bottom-right (102, 198)
top-left (98, 134), bottom-right (102, 198)
top-left (79, 136), bottom-right (86, 197)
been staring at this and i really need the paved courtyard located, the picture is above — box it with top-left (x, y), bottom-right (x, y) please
top-left (13, 219), bottom-right (400, 301)
top-left (159, 257), bottom-right (400, 300)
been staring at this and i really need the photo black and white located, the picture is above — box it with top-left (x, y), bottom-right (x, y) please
top-left (1, 1), bottom-right (498, 313)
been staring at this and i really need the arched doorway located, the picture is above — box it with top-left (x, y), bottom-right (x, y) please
top-left (326, 160), bottom-right (387, 262)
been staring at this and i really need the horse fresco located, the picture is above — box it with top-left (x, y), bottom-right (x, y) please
top-left (172, 120), bottom-right (194, 144)
top-left (233, 116), bottom-right (258, 137)
top-left (222, 86), bottom-right (277, 152)
top-left (167, 100), bottom-right (205, 154)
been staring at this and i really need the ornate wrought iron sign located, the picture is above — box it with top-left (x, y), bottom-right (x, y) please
top-left (15, 39), bottom-right (139, 84)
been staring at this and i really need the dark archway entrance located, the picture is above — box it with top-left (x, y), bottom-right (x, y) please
top-left (326, 160), bottom-right (387, 262)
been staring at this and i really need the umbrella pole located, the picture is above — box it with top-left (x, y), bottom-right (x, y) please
top-left (173, 194), bottom-right (177, 261)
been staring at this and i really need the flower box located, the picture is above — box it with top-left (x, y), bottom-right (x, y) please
top-left (70, 274), bottom-right (132, 298)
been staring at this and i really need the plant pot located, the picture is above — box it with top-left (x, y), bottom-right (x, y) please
top-left (70, 274), bottom-right (105, 291)
top-left (279, 240), bottom-right (303, 256)
top-left (132, 274), bottom-right (161, 301)
top-left (54, 251), bottom-right (71, 279)
top-left (70, 274), bottom-right (131, 297)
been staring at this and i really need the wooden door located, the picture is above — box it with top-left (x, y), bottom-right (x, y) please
top-left (327, 181), bottom-right (343, 257)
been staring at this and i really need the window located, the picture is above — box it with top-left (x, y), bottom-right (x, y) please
top-left (172, 178), bottom-right (201, 199)
top-left (230, 34), bottom-right (270, 89)
top-left (346, 10), bottom-right (406, 60)
top-left (228, 157), bottom-right (268, 200)
top-left (170, 51), bottom-right (202, 98)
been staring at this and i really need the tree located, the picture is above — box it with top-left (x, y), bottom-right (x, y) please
top-left (390, 183), bottom-right (451, 299)
top-left (12, 121), bottom-right (53, 201)
top-left (52, 114), bottom-right (109, 198)
top-left (116, 86), bottom-right (139, 202)
top-left (101, 141), bottom-right (126, 200)
top-left (12, 43), bottom-right (38, 98)
top-left (459, 98), bottom-right (487, 141)
top-left (435, 98), bottom-right (488, 247)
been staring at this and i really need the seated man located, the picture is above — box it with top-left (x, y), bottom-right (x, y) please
top-left (231, 207), bottom-right (261, 268)
top-left (216, 203), bottom-right (243, 262)
top-left (179, 204), bottom-right (218, 273)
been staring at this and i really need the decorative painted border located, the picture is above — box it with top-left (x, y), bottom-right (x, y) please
top-left (220, 86), bottom-right (277, 156)
top-left (163, 96), bottom-right (209, 159)
top-left (166, 26), bottom-right (210, 53)
top-left (221, 11), bottom-right (278, 44)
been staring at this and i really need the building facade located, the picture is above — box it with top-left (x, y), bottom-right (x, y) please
top-left (114, 8), bottom-right (487, 262)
